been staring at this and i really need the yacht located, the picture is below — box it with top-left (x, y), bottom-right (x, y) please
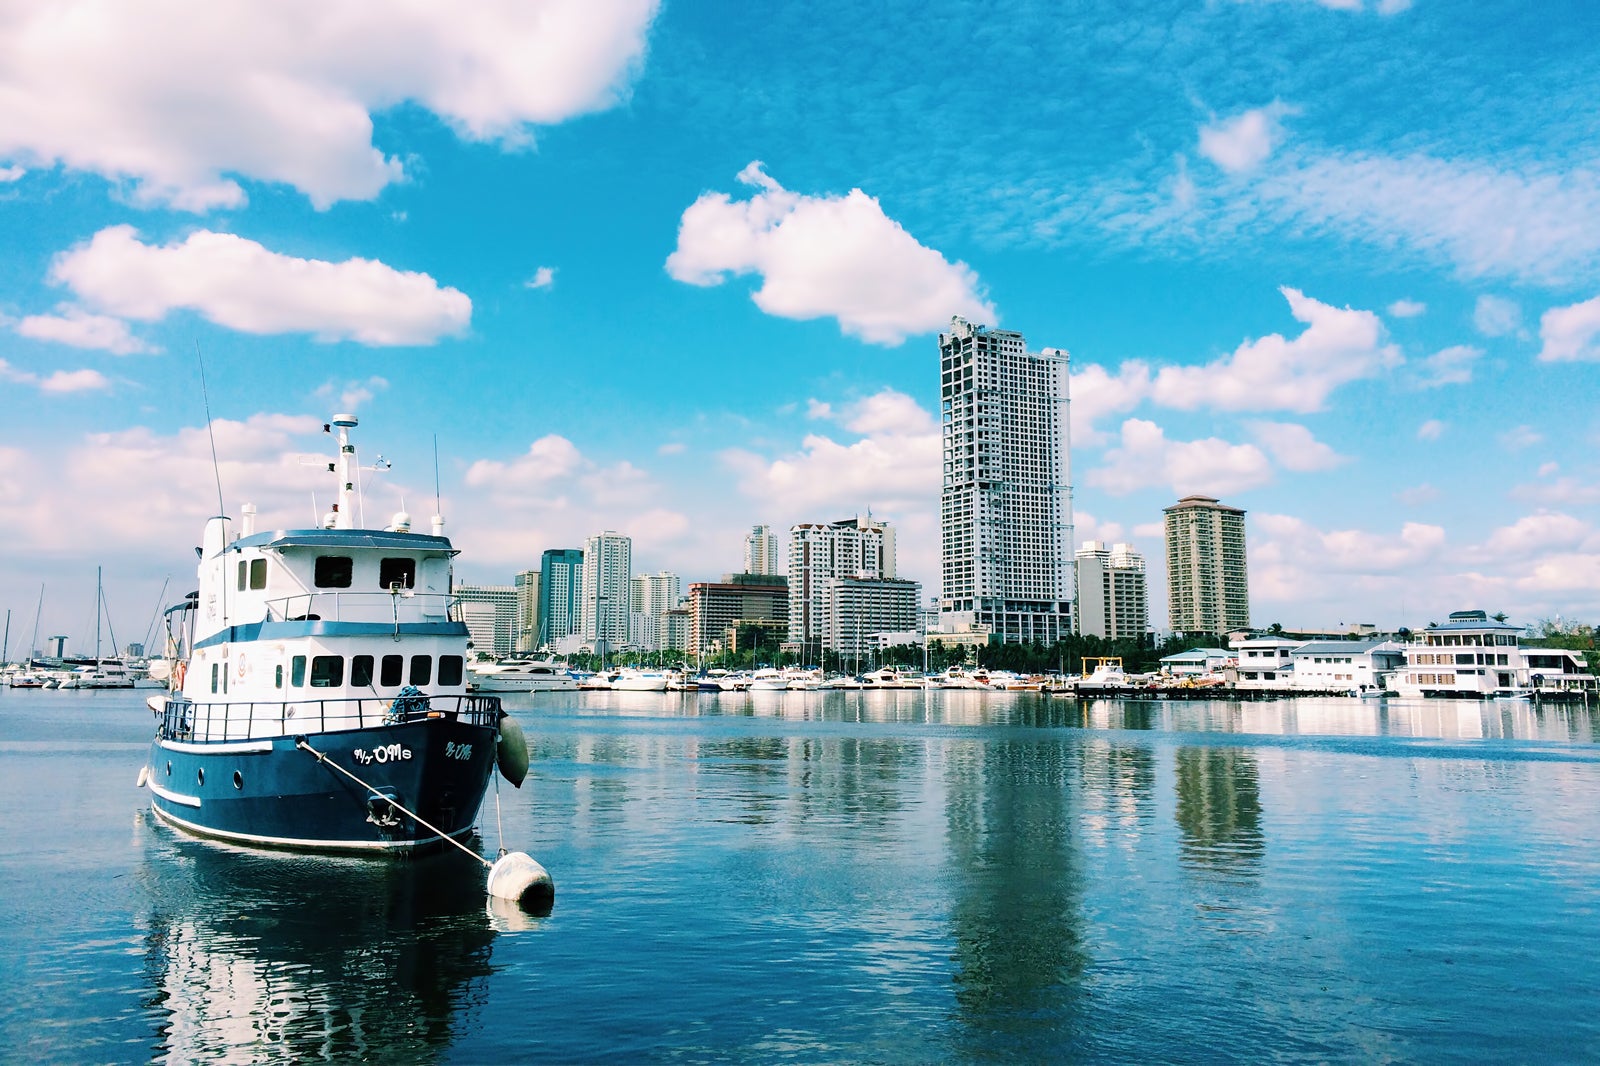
top-left (467, 658), bottom-right (578, 693)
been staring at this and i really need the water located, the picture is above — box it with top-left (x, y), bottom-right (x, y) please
top-left (3, 687), bottom-right (1600, 1063)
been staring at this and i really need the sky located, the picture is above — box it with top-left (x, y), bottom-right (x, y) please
top-left (3, 0), bottom-right (1600, 656)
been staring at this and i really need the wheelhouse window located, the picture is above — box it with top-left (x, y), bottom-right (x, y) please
top-left (310, 655), bottom-right (344, 688)
top-left (351, 655), bottom-right (375, 688)
top-left (438, 655), bottom-right (464, 687)
top-left (379, 557), bottom-right (416, 590)
top-left (314, 556), bottom-right (353, 588)
top-left (409, 655), bottom-right (432, 686)
top-left (249, 558), bottom-right (267, 590)
top-left (380, 654), bottom-right (404, 687)
top-left (291, 655), bottom-right (306, 687)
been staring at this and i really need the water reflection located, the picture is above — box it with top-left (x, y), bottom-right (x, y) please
top-left (943, 740), bottom-right (1090, 1054)
top-left (1174, 747), bottom-right (1264, 880)
top-left (137, 828), bottom-right (496, 1063)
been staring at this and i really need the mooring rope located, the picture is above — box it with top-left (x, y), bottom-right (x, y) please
top-left (295, 738), bottom-right (491, 870)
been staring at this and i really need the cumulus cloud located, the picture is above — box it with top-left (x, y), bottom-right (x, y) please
top-left (1198, 104), bottom-right (1292, 174)
top-left (1246, 421), bottom-right (1347, 471)
top-left (49, 226), bottom-right (470, 345)
top-left (15, 305), bottom-right (154, 354)
top-left (1484, 512), bottom-right (1591, 554)
top-left (1087, 419), bottom-right (1273, 496)
top-left (1387, 298), bottom-right (1426, 318)
top-left (464, 434), bottom-right (585, 489)
top-left (665, 162), bottom-right (994, 345)
top-left (314, 376), bottom-right (388, 413)
top-left (0, 164), bottom-right (22, 182)
top-left (524, 267), bottom-right (556, 290)
top-left (0, 357), bottom-right (109, 393)
top-left (1411, 344), bottom-right (1481, 389)
top-left (1473, 294), bottom-right (1522, 337)
top-left (1537, 294), bottom-right (1600, 362)
top-left (1253, 513), bottom-right (1446, 573)
top-left (1512, 476), bottom-right (1600, 507)
top-left (1070, 360), bottom-right (1153, 445)
top-left (1149, 287), bottom-right (1400, 412)
top-left (0, 1), bottom-right (659, 210)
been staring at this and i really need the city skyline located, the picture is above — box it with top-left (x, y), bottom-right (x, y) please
top-left (3, 2), bottom-right (1599, 653)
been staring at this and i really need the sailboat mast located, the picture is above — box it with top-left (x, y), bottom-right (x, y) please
top-left (95, 566), bottom-right (102, 664)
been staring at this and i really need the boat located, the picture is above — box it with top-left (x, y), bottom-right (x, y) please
top-left (138, 413), bottom-right (518, 852)
top-left (748, 668), bottom-right (789, 691)
top-left (608, 667), bottom-right (669, 692)
top-left (467, 657), bottom-right (578, 692)
top-left (1073, 656), bottom-right (1130, 694)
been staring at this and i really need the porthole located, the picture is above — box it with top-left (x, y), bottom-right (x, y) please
top-left (197, 768), bottom-right (205, 786)
top-left (233, 771), bottom-right (243, 790)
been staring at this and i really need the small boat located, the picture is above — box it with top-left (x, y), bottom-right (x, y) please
top-left (139, 414), bottom-right (517, 852)
top-left (1073, 657), bottom-right (1129, 694)
top-left (609, 668), bottom-right (669, 692)
top-left (748, 668), bottom-right (789, 691)
top-left (467, 657), bottom-right (579, 692)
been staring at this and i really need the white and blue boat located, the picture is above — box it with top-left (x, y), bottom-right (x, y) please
top-left (140, 414), bottom-right (514, 852)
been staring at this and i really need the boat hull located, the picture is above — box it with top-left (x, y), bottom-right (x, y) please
top-left (145, 716), bottom-right (499, 852)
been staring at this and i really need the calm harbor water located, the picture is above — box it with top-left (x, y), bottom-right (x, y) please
top-left (2, 687), bottom-right (1599, 1063)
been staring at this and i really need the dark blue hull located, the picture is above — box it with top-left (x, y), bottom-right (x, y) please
top-left (146, 715), bottom-right (500, 852)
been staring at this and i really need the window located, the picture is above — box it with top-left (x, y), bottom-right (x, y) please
top-left (310, 655), bottom-right (344, 688)
top-left (211, 662), bottom-right (219, 693)
top-left (380, 654), bottom-right (404, 687)
top-left (237, 560), bottom-right (247, 591)
top-left (291, 655), bottom-right (307, 687)
top-left (274, 664), bottom-right (283, 689)
top-left (438, 655), bottom-right (464, 687)
top-left (379, 557), bottom-right (416, 590)
top-left (409, 655), bottom-right (432, 686)
top-left (249, 558), bottom-right (267, 590)
top-left (314, 556), bottom-right (353, 588)
top-left (351, 655), bottom-right (374, 688)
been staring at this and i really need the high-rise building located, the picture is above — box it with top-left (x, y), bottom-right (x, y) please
top-left (937, 317), bottom-right (1073, 644)
top-left (788, 516), bottom-right (895, 652)
top-left (1075, 541), bottom-right (1149, 641)
top-left (743, 524), bottom-right (781, 576)
top-left (581, 531), bottom-right (633, 651)
top-left (689, 575), bottom-right (789, 657)
top-left (538, 548), bottom-right (585, 648)
top-left (455, 583), bottom-right (517, 657)
top-left (514, 569), bottom-right (540, 653)
top-left (630, 571), bottom-right (680, 652)
top-left (818, 575), bottom-right (922, 664)
top-left (1164, 494), bottom-right (1249, 636)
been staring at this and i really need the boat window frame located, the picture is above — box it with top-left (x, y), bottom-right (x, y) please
top-left (409, 654), bottom-right (432, 686)
top-left (309, 655), bottom-right (344, 688)
top-left (438, 654), bottom-right (464, 687)
top-left (351, 654), bottom-right (375, 688)
top-left (379, 557), bottom-right (417, 591)
top-left (313, 555), bottom-right (354, 589)
top-left (249, 558), bottom-right (267, 590)
top-left (380, 654), bottom-right (404, 687)
top-left (291, 655), bottom-right (307, 687)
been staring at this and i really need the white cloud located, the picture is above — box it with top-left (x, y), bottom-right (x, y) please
top-left (665, 162), bottom-right (994, 345)
top-left (1473, 294), bottom-right (1522, 337)
top-left (1198, 104), bottom-right (1291, 174)
top-left (1246, 421), bottom-right (1347, 471)
top-left (1512, 476), bottom-right (1600, 507)
top-left (1499, 425), bottom-right (1544, 450)
top-left (15, 305), bottom-right (154, 354)
top-left (0, 1), bottom-right (659, 210)
top-left (1087, 418), bottom-right (1274, 496)
top-left (1149, 287), bottom-right (1400, 412)
top-left (0, 164), bottom-right (22, 182)
top-left (524, 267), bottom-right (556, 290)
top-left (49, 226), bottom-right (470, 345)
top-left (1070, 360), bottom-right (1153, 445)
top-left (1417, 419), bottom-right (1446, 441)
top-left (1484, 512), bottom-right (1591, 555)
top-left (0, 357), bottom-right (109, 393)
top-left (1537, 294), bottom-right (1600, 362)
top-left (805, 399), bottom-right (833, 420)
top-left (464, 434), bottom-right (585, 489)
top-left (1387, 298), bottom-right (1426, 318)
top-left (1411, 344), bottom-right (1481, 389)
top-left (1253, 513), bottom-right (1446, 573)
top-left (314, 376), bottom-right (389, 413)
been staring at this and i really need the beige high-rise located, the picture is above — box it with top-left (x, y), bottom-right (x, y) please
top-left (1164, 495), bottom-right (1249, 635)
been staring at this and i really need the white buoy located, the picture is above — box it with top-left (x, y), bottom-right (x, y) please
top-left (487, 850), bottom-right (554, 913)
top-left (136, 765), bottom-right (149, 788)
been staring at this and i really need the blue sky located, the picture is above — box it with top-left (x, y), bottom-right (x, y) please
top-left (3, 0), bottom-right (1600, 655)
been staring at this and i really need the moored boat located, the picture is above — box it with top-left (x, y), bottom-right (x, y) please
top-left (139, 414), bottom-right (515, 852)
top-left (467, 657), bottom-right (579, 692)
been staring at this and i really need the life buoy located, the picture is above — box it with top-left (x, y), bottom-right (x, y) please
top-left (236, 654), bottom-right (248, 681)
top-left (173, 660), bottom-right (188, 690)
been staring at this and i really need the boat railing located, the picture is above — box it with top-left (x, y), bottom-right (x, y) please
top-left (158, 692), bottom-right (501, 742)
top-left (264, 591), bottom-right (455, 625)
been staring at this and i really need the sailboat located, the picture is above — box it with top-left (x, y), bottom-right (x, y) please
top-left (60, 568), bottom-right (135, 688)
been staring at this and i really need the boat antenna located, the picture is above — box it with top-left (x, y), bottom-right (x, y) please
top-left (140, 576), bottom-right (170, 653)
top-left (29, 584), bottom-right (43, 665)
top-left (433, 434), bottom-right (441, 515)
top-left (195, 342), bottom-right (227, 521)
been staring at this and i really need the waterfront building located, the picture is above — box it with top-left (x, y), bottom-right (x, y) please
top-left (788, 516), bottom-right (896, 652)
top-left (743, 524), bottom-right (781, 577)
top-left (689, 575), bottom-right (788, 658)
top-left (1522, 648), bottom-right (1599, 693)
top-left (455, 583), bottom-right (517, 658)
top-left (1158, 647), bottom-right (1234, 677)
top-left (1164, 494), bottom-right (1249, 636)
top-left (629, 571), bottom-right (681, 652)
top-left (1395, 610), bottom-right (1525, 698)
top-left (818, 575), bottom-right (922, 665)
top-left (538, 548), bottom-right (585, 649)
top-left (663, 607), bottom-right (691, 654)
top-left (937, 316), bottom-right (1073, 644)
top-left (1230, 635), bottom-right (1300, 690)
top-left (581, 531), bottom-right (632, 653)
top-left (1075, 541), bottom-right (1149, 641)
top-left (1290, 640), bottom-right (1406, 692)
top-left (514, 569), bottom-right (540, 653)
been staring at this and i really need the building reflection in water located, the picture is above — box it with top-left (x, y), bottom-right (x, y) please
top-left (942, 739), bottom-right (1091, 1053)
top-left (1173, 747), bottom-right (1265, 881)
top-left (137, 830), bottom-right (498, 1063)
